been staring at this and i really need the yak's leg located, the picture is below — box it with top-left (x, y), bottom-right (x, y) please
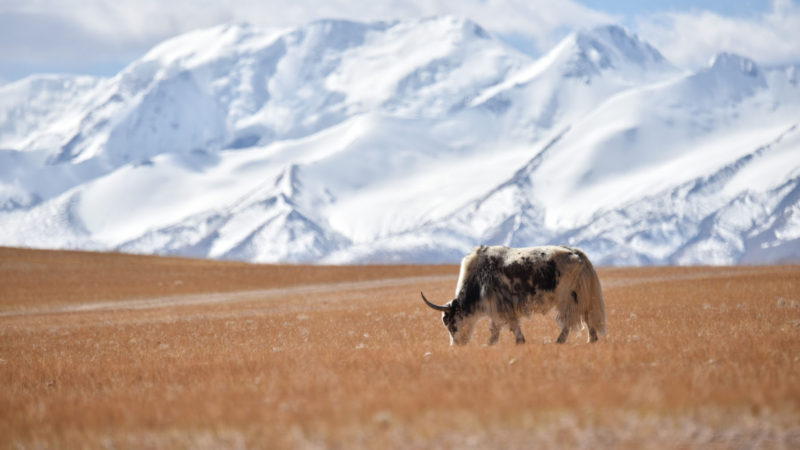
top-left (583, 312), bottom-right (599, 343)
top-left (487, 320), bottom-right (501, 345)
top-left (556, 327), bottom-right (570, 344)
top-left (510, 319), bottom-right (526, 344)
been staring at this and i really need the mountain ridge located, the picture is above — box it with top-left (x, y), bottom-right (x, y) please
top-left (1, 16), bottom-right (798, 265)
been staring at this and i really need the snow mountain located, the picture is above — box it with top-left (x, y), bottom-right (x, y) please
top-left (1, 16), bottom-right (798, 265)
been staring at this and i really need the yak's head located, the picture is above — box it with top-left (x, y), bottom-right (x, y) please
top-left (421, 291), bottom-right (476, 346)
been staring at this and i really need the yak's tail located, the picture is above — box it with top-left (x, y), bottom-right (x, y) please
top-left (574, 250), bottom-right (606, 336)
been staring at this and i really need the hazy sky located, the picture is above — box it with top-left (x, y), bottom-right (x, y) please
top-left (1, 0), bottom-right (798, 84)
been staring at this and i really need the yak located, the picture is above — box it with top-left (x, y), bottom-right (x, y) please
top-left (421, 245), bottom-right (606, 345)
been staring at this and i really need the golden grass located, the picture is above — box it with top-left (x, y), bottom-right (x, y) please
top-left (1, 247), bottom-right (799, 448)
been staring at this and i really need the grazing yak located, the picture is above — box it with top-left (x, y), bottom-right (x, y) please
top-left (421, 245), bottom-right (605, 345)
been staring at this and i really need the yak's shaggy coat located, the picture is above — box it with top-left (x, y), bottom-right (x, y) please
top-left (422, 245), bottom-right (606, 345)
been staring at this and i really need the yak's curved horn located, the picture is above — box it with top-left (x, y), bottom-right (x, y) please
top-left (421, 291), bottom-right (452, 312)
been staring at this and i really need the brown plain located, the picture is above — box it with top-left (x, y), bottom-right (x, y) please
top-left (1, 247), bottom-right (799, 448)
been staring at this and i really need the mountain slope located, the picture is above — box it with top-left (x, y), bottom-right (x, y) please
top-left (332, 52), bottom-right (799, 264)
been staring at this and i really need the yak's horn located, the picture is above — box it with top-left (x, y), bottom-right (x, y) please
top-left (421, 291), bottom-right (451, 312)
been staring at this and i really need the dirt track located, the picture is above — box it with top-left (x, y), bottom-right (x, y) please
top-left (1, 247), bottom-right (799, 448)
top-left (1, 274), bottom-right (457, 316)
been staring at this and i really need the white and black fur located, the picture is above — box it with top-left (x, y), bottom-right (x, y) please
top-left (422, 245), bottom-right (606, 345)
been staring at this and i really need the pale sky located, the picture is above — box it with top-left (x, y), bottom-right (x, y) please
top-left (1, 0), bottom-right (798, 84)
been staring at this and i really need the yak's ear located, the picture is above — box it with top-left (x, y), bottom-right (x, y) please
top-left (445, 301), bottom-right (459, 315)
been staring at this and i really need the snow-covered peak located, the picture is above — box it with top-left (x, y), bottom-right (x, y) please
top-left (127, 16), bottom-right (490, 84)
top-left (562, 24), bottom-right (676, 80)
top-left (134, 22), bottom-right (304, 73)
top-left (0, 74), bottom-right (102, 152)
top-left (47, 16), bottom-right (524, 165)
top-left (468, 24), bottom-right (677, 141)
top-left (680, 52), bottom-right (768, 104)
top-left (708, 52), bottom-right (761, 76)
top-left (576, 25), bottom-right (667, 66)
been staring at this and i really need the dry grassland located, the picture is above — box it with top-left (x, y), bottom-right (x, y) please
top-left (1, 247), bottom-right (799, 448)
